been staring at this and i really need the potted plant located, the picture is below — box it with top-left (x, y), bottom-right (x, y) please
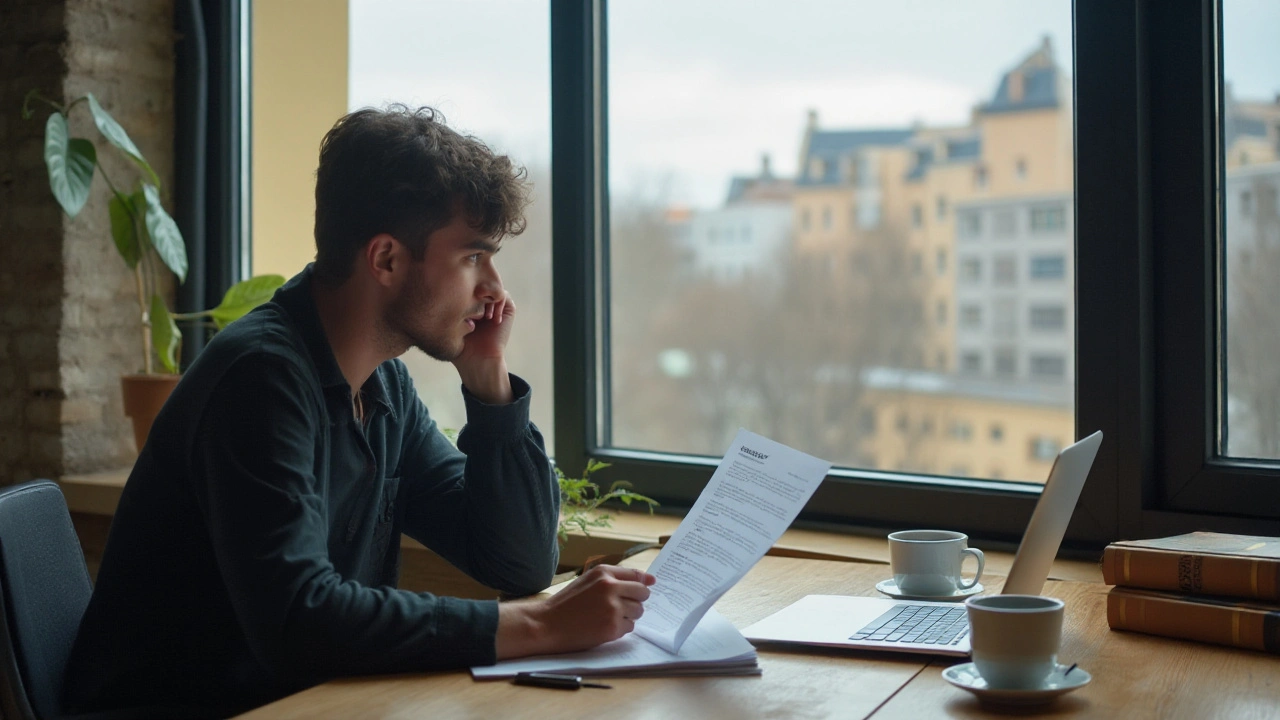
top-left (23, 90), bottom-right (285, 449)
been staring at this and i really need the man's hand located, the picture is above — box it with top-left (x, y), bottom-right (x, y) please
top-left (453, 291), bottom-right (515, 404)
top-left (495, 565), bottom-right (657, 660)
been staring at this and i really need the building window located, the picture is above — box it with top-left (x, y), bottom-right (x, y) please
top-left (993, 210), bottom-right (1017, 237)
top-left (1030, 205), bottom-right (1066, 232)
top-left (975, 165), bottom-right (989, 188)
top-left (1240, 190), bottom-right (1253, 216)
top-left (993, 255), bottom-right (1017, 285)
top-left (822, 205), bottom-right (832, 230)
top-left (1016, 157), bottom-right (1028, 180)
top-left (960, 256), bottom-right (982, 282)
top-left (810, 157), bottom-right (825, 179)
top-left (960, 304), bottom-right (983, 329)
top-left (936, 248), bottom-right (948, 274)
top-left (936, 196), bottom-right (947, 219)
top-left (936, 299), bottom-right (948, 326)
top-left (990, 424), bottom-right (1005, 442)
top-left (1029, 305), bottom-right (1066, 330)
top-left (912, 204), bottom-right (923, 228)
top-left (1030, 354), bottom-right (1067, 379)
top-left (1030, 436), bottom-right (1061, 461)
top-left (958, 211), bottom-right (982, 238)
top-left (859, 408), bottom-right (877, 435)
top-left (960, 352), bottom-right (982, 374)
top-left (992, 298), bottom-right (1017, 336)
top-left (949, 420), bottom-right (973, 441)
top-left (1030, 255), bottom-right (1066, 279)
top-left (994, 347), bottom-right (1017, 376)
top-left (896, 412), bottom-right (909, 433)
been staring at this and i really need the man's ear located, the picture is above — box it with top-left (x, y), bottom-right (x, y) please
top-left (365, 233), bottom-right (401, 288)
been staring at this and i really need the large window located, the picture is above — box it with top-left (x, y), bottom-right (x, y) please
top-left (553, 0), bottom-right (1280, 545)
top-left (1221, 0), bottom-right (1280, 460)
top-left (600, 1), bottom-right (1074, 485)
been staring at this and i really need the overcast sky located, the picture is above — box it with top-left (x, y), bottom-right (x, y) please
top-left (350, 0), bottom-right (1280, 209)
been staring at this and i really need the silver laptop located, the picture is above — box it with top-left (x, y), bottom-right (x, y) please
top-left (741, 430), bottom-right (1103, 657)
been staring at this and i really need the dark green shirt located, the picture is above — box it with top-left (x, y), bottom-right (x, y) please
top-left (64, 267), bottom-right (559, 718)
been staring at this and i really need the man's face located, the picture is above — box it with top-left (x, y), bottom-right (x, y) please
top-left (385, 213), bottom-right (503, 362)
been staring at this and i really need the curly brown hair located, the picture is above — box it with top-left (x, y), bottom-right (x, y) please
top-left (312, 105), bottom-right (530, 285)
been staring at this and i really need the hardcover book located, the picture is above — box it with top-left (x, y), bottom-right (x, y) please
top-left (1101, 532), bottom-right (1280, 601)
top-left (1106, 586), bottom-right (1280, 654)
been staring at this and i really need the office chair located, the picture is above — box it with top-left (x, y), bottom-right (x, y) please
top-left (0, 479), bottom-right (93, 720)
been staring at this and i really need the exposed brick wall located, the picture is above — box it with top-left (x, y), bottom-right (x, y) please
top-left (0, 0), bottom-right (175, 483)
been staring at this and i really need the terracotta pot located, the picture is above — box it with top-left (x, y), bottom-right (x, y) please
top-left (121, 373), bottom-right (181, 451)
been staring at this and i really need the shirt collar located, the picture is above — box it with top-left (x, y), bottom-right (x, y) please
top-left (272, 265), bottom-right (395, 419)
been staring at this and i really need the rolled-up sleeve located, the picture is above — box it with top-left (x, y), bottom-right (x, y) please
top-left (396, 369), bottom-right (561, 597)
top-left (192, 356), bottom-right (500, 682)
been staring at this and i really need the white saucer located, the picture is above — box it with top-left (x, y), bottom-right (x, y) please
top-left (875, 578), bottom-right (983, 601)
top-left (942, 662), bottom-right (1092, 707)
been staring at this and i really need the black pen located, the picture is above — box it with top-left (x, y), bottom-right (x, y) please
top-left (513, 672), bottom-right (612, 690)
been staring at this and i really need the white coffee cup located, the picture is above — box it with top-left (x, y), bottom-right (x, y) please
top-left (965, 594), bottom-right (1064, 689)
top-left (887, 529), bottom-right (985, 596)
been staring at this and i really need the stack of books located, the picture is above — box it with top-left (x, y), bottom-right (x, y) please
top-left (1102, 532), bottom-right (1280, 654)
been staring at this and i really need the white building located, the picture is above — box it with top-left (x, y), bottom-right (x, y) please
top-left (951, 192), bottom-right (1075, 384)
top-left (681, 155), bottom-right (794, 284)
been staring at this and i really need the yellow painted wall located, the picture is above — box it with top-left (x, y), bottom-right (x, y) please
top-left (251, 0), bottom-right (349, 278)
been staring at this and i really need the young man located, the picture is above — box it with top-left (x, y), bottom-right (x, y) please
top-left (63, 106), bottom-right (655, 718)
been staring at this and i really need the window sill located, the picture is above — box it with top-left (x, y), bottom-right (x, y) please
top-left (56, 469), bottom-right (1105, 587)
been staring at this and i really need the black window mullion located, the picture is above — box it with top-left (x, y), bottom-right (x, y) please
top-left (550, 0), bottom-right (598, 477)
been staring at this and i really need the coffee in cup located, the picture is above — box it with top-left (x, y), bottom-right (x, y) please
top-left (887, 529), bottom-right (985, 596)
top-left (965, 594), bottom-right (1064, 689)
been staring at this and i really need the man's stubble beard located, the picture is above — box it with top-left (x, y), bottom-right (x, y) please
top-left (385, 272), bottom-right (463, 363)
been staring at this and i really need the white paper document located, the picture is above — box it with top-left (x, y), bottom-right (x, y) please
top-left (633, 428), bottom-right (832, 654)
top-left (470, 608), bottom-right (758, 679)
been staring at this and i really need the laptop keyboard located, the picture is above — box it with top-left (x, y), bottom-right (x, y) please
top-left (849, 604), bottom-right (969, 646)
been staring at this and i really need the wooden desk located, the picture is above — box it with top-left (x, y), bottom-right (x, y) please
top-left (238, 551), bottom-right (1280, 719)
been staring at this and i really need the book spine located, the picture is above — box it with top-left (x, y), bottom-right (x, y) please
top-left (1102, 546), bottom-right (1280, 600)
top-left (1106, 589), bottom-right (1280, 654)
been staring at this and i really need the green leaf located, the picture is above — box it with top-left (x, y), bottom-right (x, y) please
top-left (108, 191), bottom-right (143, 268)
top-left (142, 184), bottom-right (188, 282)
top-left (43, 113), bottom-right (96, 217)
top-left (208, 275), bottom-right (286, 329)
top-left (86, 93), bottom-right (160, 187)
top-left (150, 294), bottom-right (182, 373)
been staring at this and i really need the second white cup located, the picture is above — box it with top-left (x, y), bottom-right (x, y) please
top-left (965, 594), bottom-right (1065, 689)
top-left (888, 529), bottom-right (985, 596)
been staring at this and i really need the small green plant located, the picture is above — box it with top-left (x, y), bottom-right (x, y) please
top-left (440, 428), bottom-right (657, 545)
top-left (555, 459), bottom-right (658, 547)
top-left (22, 90), bottom-right (284, 373)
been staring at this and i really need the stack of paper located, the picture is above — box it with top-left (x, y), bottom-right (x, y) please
top-left (472, 429), bottom-right (832, 681)
top-left (470, 608), bottom-right (760, 679)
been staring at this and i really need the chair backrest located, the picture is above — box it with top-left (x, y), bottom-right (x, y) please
top-left (0, 479), bottom-right (93, 720)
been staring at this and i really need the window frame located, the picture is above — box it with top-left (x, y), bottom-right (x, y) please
top-left (549, 0), bottom-right (1280, 551)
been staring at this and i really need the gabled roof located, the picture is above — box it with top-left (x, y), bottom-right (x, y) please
top-left (905, 136), bottom-right (982, 181)
top-left (979, 37), bottom-right (1063, 115)
top-left (797, 129), bottom-right (915, 186)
